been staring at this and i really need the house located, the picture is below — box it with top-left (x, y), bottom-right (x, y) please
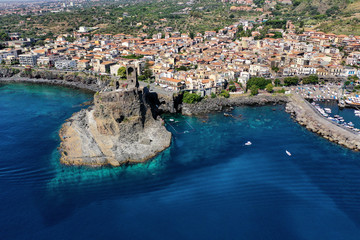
top-left (99, 61), bottom-right (116, 73)
top-left (77, 59), bottom-right (90, 70)
top-left (156, 77), bottom-right (185, 91)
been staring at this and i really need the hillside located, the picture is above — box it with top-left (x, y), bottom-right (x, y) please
top-left (272, 0), bottom-right (360, 35)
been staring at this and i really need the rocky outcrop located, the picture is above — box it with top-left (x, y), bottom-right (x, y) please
top-left (286, 94), bottom-right (360, 150)
top-left (182, 94), bottom-right (289, 115)
top-left (59, 87), bottom-right (172, 166)
top-left (0, 67), bottom-right (20, 78)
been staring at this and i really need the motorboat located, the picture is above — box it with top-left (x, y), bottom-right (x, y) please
top-left (245, 141), bottom-right (252, 146)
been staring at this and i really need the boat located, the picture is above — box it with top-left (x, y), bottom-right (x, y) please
top-left (324, 108), bottom-right (331, 113)
top-left (169, 119), bottom-right (174, 122)
top-left (245, 141), bottom-right (252, 146)
top-left (286, 150), bottom-right (291, 156)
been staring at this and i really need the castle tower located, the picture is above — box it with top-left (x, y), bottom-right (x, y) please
top-left (126, 65), bottom-right (139, 88)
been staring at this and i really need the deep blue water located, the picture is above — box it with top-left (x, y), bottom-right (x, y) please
top-left (1, 83), bottom-right (360, 240)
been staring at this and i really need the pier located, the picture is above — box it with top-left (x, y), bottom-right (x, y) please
top-left (286, 94), bottom-right (360, 151)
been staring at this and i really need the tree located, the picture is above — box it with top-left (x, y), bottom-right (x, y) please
top-left (0, 31), bottom-right (9, 41)
top-left (183, 91), bottom-right (202, 104)
top-left (283, 76), bottom-right (299, 86)
top-left (138, 75), bottom-right (146, 81)
top-left (272, 66), bottom-right (279, 72)
top-left (302, 75), bottom-right (318, 84)
top-left (35, 40), bottom-right (45, 46)
top-left (266, 83), bottom-right (273, 93)
top-left (189, 32), bottom-right (194, 39)
top-left (250, 85), bottom-right (259, 96)
top-left (228, 85), bottom-right (236, 92)
top-left (117, 66), bottom-right (126, 79)
top-left (211, 92), bottom-right (216, 98)
top-left (246, 77), bottom-right (271, 90)
top-left (274, 79), bottom-right (281, 86)
top-left (220, 90), bottom-right (230, 98)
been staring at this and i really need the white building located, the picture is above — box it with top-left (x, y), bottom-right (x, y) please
top-left (19, 54), bottom-right (38, 66)
top-left (55, 60), bottom-right (77, 69)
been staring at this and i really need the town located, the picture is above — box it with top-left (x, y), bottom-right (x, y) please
top-left (1, 18), bottom-right (360, 97)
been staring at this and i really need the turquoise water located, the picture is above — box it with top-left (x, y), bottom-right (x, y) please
top-left (1, 83), bottom-right (360, 239)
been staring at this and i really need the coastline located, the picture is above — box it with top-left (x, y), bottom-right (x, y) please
top-left (2, 79), bottom-right (360, 165)
top-left (0, 77), bottom-right (100, 92)
top-left (181, 94), bottom-right (289, 115)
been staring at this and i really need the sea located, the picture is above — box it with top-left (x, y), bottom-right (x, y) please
top-left (1, 83), bottom-right (360, 240)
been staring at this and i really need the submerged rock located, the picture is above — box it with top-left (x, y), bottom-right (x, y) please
top-left (59, 87), bottom-right (172, 167)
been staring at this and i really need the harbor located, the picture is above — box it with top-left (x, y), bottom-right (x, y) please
top-left (286, 94), bottom-right (360, 151)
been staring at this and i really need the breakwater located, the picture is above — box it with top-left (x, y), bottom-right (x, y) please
top-left (286, 94), bottom-right (360, 151)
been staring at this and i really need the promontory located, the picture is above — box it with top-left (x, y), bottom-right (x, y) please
top-left (59, 86), bottom-right (172, 167)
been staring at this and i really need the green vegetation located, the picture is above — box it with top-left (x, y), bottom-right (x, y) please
top-left (302, 75), bottom-right (319, 84)
top-left (274, 79), bottom-right (281, 86)
top-left (0, 0), bottom-right (261, 38)
top-left (228, 85), bottom-right (236, 92)
top-left (220, 90), bottom-right (230, 98)
top-left (246, 77), bottom-right (271, 90)
top-left (122, 54), bottom-right (144, 60)
top-left (0, 31), bottom-right (9, 41)
top-left (211, 92), bottom-right (217, 98)
top-left (266, 83), bottom-right (274, 93)
top-left (283, 76), bottom-right (299, 86)
top-left (176, 66), bottom-right (190, 71)
top-left (250, 85), bottom-right (259, 96)
top-left (182, 91), bottom-right (202, 104)
top-left (117, 66), bottom-right (126, 79)
top-left (276, 88), bottom-right (286, 94)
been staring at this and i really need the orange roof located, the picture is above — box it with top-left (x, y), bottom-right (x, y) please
top-left (161, 77), bottom-right (182, 83)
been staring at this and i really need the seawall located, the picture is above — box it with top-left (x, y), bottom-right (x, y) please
top-left (286, 94), bottom-right (360, 151)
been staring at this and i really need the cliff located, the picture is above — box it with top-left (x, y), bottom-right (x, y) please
top-left (59, 87), bottom-right (172, 166)
top-left (286, 94), bottom-right (360, 151)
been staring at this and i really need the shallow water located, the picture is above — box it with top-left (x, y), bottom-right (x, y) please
top-left (1, 83), bottom-right (360, 240)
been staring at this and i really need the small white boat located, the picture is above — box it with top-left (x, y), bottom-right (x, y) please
top-left (245, 141), bottom-right (252, 146)
top-left (169, 119), bottom-right (174, 122)
top-left (286, 150), bottom-right (291, 156)
top-left (324, 108), bottom-right (332, 113)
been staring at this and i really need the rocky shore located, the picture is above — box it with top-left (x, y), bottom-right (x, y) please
top-left (59, 87), bottom-right (172, 167)
top-left (0, 77), bottom-right (101, 92)
top-left (181, 94), bottom-right (289, 115)
top-left (286, 94), bottom-right (360, 151)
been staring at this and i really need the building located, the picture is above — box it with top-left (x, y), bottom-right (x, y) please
top-left (55, 60), bottom-right (77, 69)
top-left (19, 54), bottom-right (38, 66)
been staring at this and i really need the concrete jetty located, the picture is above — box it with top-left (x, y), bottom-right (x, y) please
top-left (286, 94), bottom-right (360, 151)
